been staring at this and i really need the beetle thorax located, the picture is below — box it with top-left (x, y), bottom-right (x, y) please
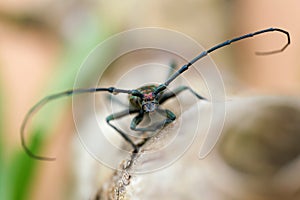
top-left (143, 93), bottom-right (155, 101)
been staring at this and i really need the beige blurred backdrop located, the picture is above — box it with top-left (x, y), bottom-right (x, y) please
top-left (0, 0), bottom-right (299, 199)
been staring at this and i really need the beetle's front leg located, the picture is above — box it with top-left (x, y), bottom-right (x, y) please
top-left (159, 85), bottom-right (207, 105)
top-left (130, 109), bottom-right (176, 132)
top-left (106, 109), bottom-right (139, 152)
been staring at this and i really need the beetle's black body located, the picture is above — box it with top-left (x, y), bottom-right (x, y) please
top-left (20, 28), bottom-right (290, 161)
top-left (128, 84), bottom-right (161, 111)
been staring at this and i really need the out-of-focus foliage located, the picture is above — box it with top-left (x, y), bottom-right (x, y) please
top-left (0, 4), bottom-right (111, 199)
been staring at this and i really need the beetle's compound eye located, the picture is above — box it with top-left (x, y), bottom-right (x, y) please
top-left (131, 90), bottom-right (144, 98)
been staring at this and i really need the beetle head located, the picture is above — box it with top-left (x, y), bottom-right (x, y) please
top-left (142, 92), bottom-right (158, 112)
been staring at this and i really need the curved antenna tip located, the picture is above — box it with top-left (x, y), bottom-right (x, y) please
top-left (255, 28), bottom-right (290, 56)
top-left (23, 146), bottom-right (57, 161)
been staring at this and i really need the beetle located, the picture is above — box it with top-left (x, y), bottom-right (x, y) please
top-left (21, 27), bottom-right (290, 161)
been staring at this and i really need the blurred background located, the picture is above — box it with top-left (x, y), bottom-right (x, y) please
top-left (0, 0), bottom-right (299, 199)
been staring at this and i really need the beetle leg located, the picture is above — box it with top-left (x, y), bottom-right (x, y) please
top-left (106, 109), bottom-right (139, 152)
top-left (159, 85), bottom-right (207, 105)
top-left (157, 109), bottom-right (176, 128)
top-left (131, 109), bottom-right (176, 132)
top-left (130, 111), bottom-right (144, 131)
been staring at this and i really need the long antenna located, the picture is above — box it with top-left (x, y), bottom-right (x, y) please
top-left (21, 87), bottom-right (138, 161)
top-left (163, 27), bottom-right (290, 87)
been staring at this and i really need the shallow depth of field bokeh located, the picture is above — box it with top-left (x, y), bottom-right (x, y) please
top-left (0, 1), bottom-right (299, 200)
